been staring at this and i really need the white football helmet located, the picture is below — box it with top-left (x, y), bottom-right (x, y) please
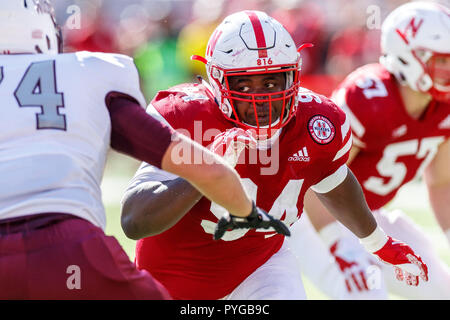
top-left (0, 0), bottom-right (62, 55)
top-left (380, 1), bottom-right (450, 102)
top-left (192, 10), bottom-right (308, 138)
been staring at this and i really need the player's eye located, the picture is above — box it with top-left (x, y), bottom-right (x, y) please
top-left (238, 86), bottom-right (251, 93)
top-left (265, 81), bottom-right (282, 92)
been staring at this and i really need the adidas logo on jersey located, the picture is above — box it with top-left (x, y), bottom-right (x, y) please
top-left (288, 147), bottom-right (310, 162)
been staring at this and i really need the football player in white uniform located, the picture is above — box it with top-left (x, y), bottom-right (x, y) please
top-left (0, 0), bottom-right (289, 299)
top-left (289, 1), bottom-right (450, 299)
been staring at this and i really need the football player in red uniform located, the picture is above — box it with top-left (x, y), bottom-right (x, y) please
top-left (121, 10), bottom-right (429, 300)
top-left (0, 0), bottom-right (281, 299)
top-left (294, 1), bottom-right (450, 299)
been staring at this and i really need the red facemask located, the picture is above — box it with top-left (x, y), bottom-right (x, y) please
top-left (427, 53), bottom-right (450, 103)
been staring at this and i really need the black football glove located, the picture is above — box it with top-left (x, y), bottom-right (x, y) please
top-left (213, 201), bottom-right (291, 240)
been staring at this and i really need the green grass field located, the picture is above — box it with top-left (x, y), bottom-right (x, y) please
top-left (102, 151), bottom-right (450, 300)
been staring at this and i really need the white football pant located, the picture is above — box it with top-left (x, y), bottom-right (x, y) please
top-left (223, 239), bottom-right (307, 300)
top-left (287, 214), bottom-right (387, 299)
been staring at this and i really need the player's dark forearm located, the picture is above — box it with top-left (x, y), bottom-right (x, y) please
top-left (121, 178), bottom-right (202, 240)
top-left (314, 170), bottom-right (377, 238)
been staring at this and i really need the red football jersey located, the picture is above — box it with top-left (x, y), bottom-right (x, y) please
top-left (332, 63), bottom-right (450, 210)
top-left (135, 83), bottom-right (351, 299)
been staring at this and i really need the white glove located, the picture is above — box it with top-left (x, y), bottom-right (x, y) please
top-left (320, 222), bottom-right (377, 293)
top-left (328, 237), bottom-right (375, 292)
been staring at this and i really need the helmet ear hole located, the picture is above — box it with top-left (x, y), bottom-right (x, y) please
top-left (398, 57), bottom-right (408, 65)
top-left (0, 0), bottom-right (60, 55)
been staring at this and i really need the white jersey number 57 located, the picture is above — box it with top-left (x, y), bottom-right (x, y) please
top-left (364, 137), bottom-right (445, 195)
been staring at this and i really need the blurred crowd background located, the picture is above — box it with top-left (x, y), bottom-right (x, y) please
top-left (53, 0), bottom-right (449, 101)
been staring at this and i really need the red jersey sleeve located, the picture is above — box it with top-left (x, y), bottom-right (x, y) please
top-left (331, 63), bottom-right (400, 151)
top-left (311, 100), bottom-right (352, 193)
top-left (147, 83), bottom-right (231, 147)
top-left (292, 90), bottom-right (352, 193)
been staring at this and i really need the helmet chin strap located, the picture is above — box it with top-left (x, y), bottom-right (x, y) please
top-left (254, 128), bottom-right (283, 150)
top-left (243, 117), bottom-right (283, 150)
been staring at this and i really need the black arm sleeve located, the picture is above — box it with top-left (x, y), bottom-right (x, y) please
top-left (105, 93), bottom-right (175, 169)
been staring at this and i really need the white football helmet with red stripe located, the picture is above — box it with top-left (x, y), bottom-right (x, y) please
top-left (0, 0), bottom-right (62, 55)
top-left (192, 10), bottom-right (306, 139)
top-left (380, 1), bottom-right (450, 102)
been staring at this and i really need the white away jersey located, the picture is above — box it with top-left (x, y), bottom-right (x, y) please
top-left (0, 51), bottom-right (146, 229)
